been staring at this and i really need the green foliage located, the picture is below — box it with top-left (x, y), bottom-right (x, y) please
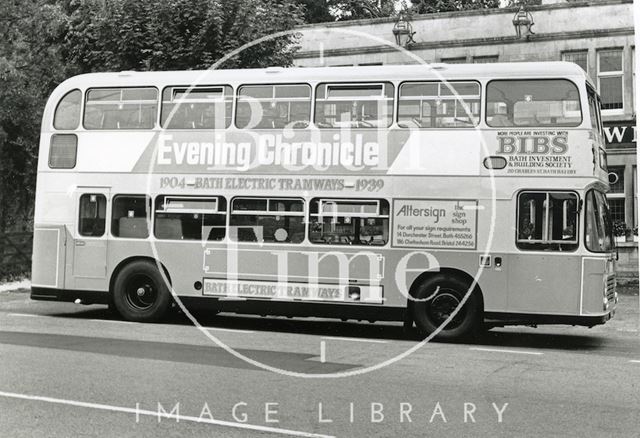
top-left (0, 0), bottom-right (304, 235)
top-left (410, 0), bottom-right (500, 14)
top-left (328, 0), bottom-right (396, 21)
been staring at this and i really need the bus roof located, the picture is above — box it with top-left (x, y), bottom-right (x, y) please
top-left (57, 61), bottom-right (593, 90)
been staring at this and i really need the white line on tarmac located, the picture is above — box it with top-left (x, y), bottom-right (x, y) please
top-left (629, 360), bottom-right (640, 363)
top-left (204, 327), bottom-right (255, 334)
top-left (321, 336), bottom-right (387, 344)
top-left (470, 347), bottom-right (544, 356)
top-left (0, 390), bottom-right (334, 438)
top-left (7, 313), bottom-right (41, 318)
top-left (89, 319), bottom-right (133, 324)
top-left (320, 341), bottom-right (326, 363)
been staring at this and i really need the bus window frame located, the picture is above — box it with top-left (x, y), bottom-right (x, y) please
top-left (53, 89), bottom-right (83, 131)
top-left (160, 84), bottom-right (234, 130)
top-left (485, 78), bottom-right (584, 128)
top-left (83, 86), bottom-right (159, 131)
top-left (110, 194), bottom-right (152, 240)
top-left (154, 194), bottom-right (227, 242)
top-left (235, 83), bottom-right (312, 130)
top-left (308, 197), bottom-right (391, 247)
top-left (515, 189), bottom-right (580, 252)
top-left (584, 188), bottom-right (615, 254)
top-left (78, 193), bottom-right (108, 238)
top-left (396, 80), bottom-right (482, 129)
top-left (314, 81), bottom-right (395, 129)
top-left (229, 196), bottom-right (306, 244)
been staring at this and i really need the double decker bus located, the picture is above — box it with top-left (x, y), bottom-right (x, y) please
top-left (31, 62), bottom-right (616, 340)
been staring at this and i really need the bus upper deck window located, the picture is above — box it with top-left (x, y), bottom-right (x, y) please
top-left (398, 81), bottom-right (480, 128)
top-left (161, 85), bottom-right (232, 129)
top-left (486, 79), bottom-right (582, 128)
top-left (235, 84), bottom-right (311, 129)
top-left (84, 87), bottom-right (158, 130)
top-left (53, 89), bottom-right (82, 130)
top-left (314, 83), bottom-right (393, 128)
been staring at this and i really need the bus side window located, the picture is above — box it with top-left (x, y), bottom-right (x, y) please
top-left (235, 84), bottom-right (311, 129)
top-left (229, 198), bottom-right (305, 243)
top-left (309, 199), bottom-right (390, 246)
top-left (314, 83), bottom-right (394, 128)
top-left (154, 196), bottom-right (226, 241)
top-left (84, 88), bottom-right (158, 130)
top-left (161, 86), bottom-right (232, 129)
top-left (54, 89), bottom-right (82, 130)
top-left (516, 191), bottom-right (578, 251)
top-left (79, 194), bottom-right (106, 237)
top-left (112, 195), bottom-right (151, 239)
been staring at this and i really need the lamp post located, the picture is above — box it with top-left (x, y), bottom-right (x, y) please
top-left (512, 5), bottom-right (535, 39)
top-left (393, 11), bottom-right (416, 48)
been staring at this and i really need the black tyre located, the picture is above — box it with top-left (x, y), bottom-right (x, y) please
top-left (412, 274), bottom-right (481, 341)
top-left (112, 260), bottom-right (172, 322)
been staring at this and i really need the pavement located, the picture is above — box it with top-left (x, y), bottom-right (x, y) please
top-left (0, 287), bottom-right (638, 437)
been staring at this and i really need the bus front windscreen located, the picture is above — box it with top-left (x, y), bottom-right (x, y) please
top-left (585, 190), bottom-right (614, 252)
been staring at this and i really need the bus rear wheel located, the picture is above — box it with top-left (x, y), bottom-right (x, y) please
top-left (112, 260), bottom-right (172, 322)
top-left (412, 274), bottom-right (481, 341)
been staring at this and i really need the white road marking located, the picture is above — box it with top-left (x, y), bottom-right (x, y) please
top-left (470, 347), bottom-right (544, 356)
top-left (629, 360), bottom-right (640, 363)
top-left (89, 319), bottom-right (133, 324)
top-left (205, 327), bottom-right (255, 334)
top-left (320, 341), bottom-right (326, 363)
top-left (321, 336), bottom-right (387, 344)
top-left (7, 313), bottom-right (41, 318)
top-left (0, 390), bottom-right (334, 438)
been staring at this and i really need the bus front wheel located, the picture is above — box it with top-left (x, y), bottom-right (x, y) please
top-left (412, 274), bottom-right (481, 341)
top-left (112, 260), bottom-right (172, 322)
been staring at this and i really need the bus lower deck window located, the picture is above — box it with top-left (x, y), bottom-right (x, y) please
top-left (154, 196), bottom-right (227, 241)
top-left (230, 198), bottom-right (305, 243)
top-left (79, 194), bottom-right (106, 237)
top-left (112, 195), bottom-right (151, 238)
top-left (516, 191), bottom-right (578, 251)
top-left (309, 199), bottom-right (390, 246)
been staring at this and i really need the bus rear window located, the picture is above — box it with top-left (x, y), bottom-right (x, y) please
top-left (486, 79), bottom-right (582, 127)
top-left (84, 87), bottom-right (158, 130)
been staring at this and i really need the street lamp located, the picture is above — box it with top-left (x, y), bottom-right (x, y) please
top-left (512, 5), bottom-right (535, 39)
top-left (393, 11), bottom-right (416, 48)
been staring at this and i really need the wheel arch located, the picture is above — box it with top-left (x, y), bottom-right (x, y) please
top-left (109, 256), bottom-right (173, 296)
top-left (405, 267), bottom-right (485, 322)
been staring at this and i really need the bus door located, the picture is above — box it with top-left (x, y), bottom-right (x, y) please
top-left (71, 188), bottom-right (110, 289)
top-left (509, 191), bottom-right (582, 314)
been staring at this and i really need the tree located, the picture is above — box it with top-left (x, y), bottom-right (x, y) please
top-left (295, 0), bottom-right (333, 23)
top-left (63, 0), bottom-right (305, 72)
top-left (410, 0), bottom-right (500, 14)
top-left (328, 0), bottom-right (396, 21)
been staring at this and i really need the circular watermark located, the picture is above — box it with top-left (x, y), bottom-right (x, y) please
top-left (139, 26), bottom-right (498, 378)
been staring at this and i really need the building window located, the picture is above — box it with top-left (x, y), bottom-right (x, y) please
top-left (441, 57), bottom-right (466, 64)
top-left (516, 191), bottom-right (578, 251)
top-left (606, 166), bottom-right (626, 225)
top-left (472, 56), bottom-right (498, 64)
top-left (309, 199), bottom-right (390, 246)
top-left (597, 49), bottom-right (624, 111)
top-left (562, 50), bottom-right (588, 75)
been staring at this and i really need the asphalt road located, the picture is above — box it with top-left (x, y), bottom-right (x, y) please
top-left (0, 288), bottom-right (639, 437)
